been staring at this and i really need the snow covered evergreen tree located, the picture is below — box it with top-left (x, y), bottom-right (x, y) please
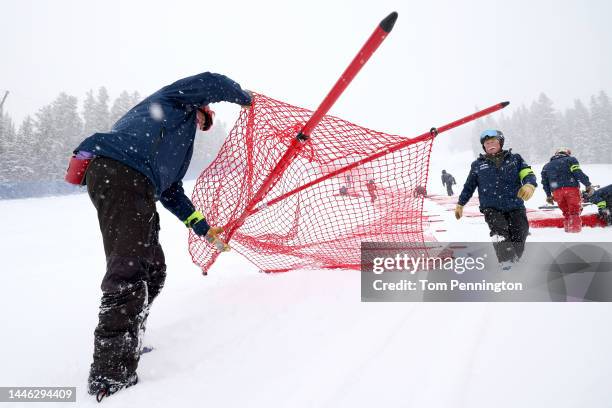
top-left (1, 87), bottom-right (145, 196)
top-left (34, 93), bottom-right (82, 179)
top-left (565, 99), bottom-right (593, 162)
top-left (109, 91), bottom-right (133, 127)
top-left (82, 90), bottom-right (97, 137)
top-left (10, 116), bottom-right (37, 181)
top-left (511, 104), bottom-right (531, 159)
top-left (130, 91), bottom-right (141, 109)
top-left (94, 87), bottom-right (110, 131)
top-left (0, 113), bottom-right (17, 182)
top-left (590, 91), bottom-right (612, 163)
top-left (54, 92), bottom-right (83, 154)
top-left (528, 93), bottom-right (559, 163)
top-left (83, 87), bottom-right (111, 136)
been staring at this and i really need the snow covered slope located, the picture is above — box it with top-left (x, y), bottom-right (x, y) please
top-left (1, 166), bottom-right (611, 407)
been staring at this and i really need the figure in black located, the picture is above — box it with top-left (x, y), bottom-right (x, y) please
top-left (441, 170), bottom-right (456, 196)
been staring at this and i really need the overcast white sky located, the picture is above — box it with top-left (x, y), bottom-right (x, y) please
top-left (2, 0), bottom-right (611, 142)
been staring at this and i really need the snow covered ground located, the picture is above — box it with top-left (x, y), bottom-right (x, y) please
top-left (1, 155), bottom-right (611, 407)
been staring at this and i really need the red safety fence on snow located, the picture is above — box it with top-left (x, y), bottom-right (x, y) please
top-left (189, 93), bottom-right (435, 273)
top-left (188, 94), bottom-right (509, 274)
top-left (186, 12), bottom-right (509, 274)
top-left (529, 213), bottom-right (608, 229)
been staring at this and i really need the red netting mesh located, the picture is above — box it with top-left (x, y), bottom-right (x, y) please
top-left (189, 93), bottom-right (435, 273)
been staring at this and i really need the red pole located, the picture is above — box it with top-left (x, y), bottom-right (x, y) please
top-left (299, 11), bottom-right (398, 139)
top-left (246, 101), bottom-right (510, 217)
top-left (225, 12), bottom-right (398, 236)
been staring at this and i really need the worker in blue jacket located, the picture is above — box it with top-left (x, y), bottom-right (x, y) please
top-left (587, 184), bottom-right (612, 226)
top-left (455, 129), bottom-right (537, 267)
top-left (541, 147), bottom-right (594, 232)
top-left (73, 72), bottom-right (252, 400)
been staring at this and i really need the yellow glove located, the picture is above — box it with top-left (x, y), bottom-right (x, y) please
top-left (455, 205), bottom-right (464, 220)
top-left (585, 185), bottom-right (595, 196)
top-left (205, 226), bottom-right (231, 252)
top-left (517, 184), bottom-right (535, 201)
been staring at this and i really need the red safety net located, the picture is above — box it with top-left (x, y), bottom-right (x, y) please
top-left (189, 93), bottom-right (435, 273)
top-left (529, 213), bottom-right (608, 229)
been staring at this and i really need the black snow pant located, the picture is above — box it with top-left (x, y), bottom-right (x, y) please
top-left (86, 157), bottom-right (166, 385)
top-left (482, 207), bottom-right (529, 263)
top-left (446, 184), bottom-right (454, 196)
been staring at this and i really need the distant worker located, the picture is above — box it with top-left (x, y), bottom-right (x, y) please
top-left (441, 170), bottom-right (456, 196)
top-left (366, 179), bottom-right (377, 203)
top-left (586, 184), bottom-right (612, 226)
top-left (455, 130), bottom-right (537, 269)
top-left (541, 147), bottom-right (594, 233)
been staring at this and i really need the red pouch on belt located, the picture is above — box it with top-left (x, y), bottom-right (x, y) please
top-left (65, 155), bottom-right (92, 185)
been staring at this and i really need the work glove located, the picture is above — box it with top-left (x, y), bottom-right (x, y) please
top-left (585, 185), bottom-right (595, 196)
top-left (546, 196), bottom-right (555, 205)
top-left (205, 226), bottom-right (231, 252)
top-left (517, 184), bottom-right (535, 201)
top-left (455, 205), bottom-right (464, 220)
top-left (191, 217), bottom-right (230, 252)
top-left (241, 89), bottom-right (253, 109)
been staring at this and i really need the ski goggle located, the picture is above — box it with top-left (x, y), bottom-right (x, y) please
top-left (480, 129), bottom-right (504, 142)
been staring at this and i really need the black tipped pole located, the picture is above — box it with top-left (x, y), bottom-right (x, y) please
top-left (222, 11), bottom-right (400, 252)
top-left (380, 11), bottom-right (398, 33)
top-left (300, 11), bottom-right (399, 137)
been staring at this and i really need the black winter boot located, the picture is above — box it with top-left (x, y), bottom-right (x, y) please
top-left (88, 280), bottom-right (148, 400)
top-left (88, 372), bottom-right (139, 402)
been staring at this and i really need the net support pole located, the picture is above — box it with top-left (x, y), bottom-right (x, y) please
top-left (247, 101), bottom-right (510, 217)
top-left (226, 12), bottom-right (398, 235)
top-left (298, 11), bottom-right (398, 140)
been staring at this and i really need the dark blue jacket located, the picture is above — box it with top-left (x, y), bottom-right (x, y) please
top-left (541, 154), bottom-right (591, 197)
top-left (76, 72), bottom-right (251, 222)
top-left (589, 184), bottom-right (612, 210)
top-left (441, 173), bottom-right (456, 186)
top-left (458, 150), bottom-right (537, 211)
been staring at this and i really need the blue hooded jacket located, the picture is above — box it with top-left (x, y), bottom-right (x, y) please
top-left (589, 184), bottom-right (612, 210)
top-left (541, 153), bottom-right (591, 197)
top-left (75, 72), bottom-right (251, 222)
top-left (458, 150), bottom-right (537, 211)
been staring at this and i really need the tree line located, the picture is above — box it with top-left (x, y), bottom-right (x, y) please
top-left (1, 88), bottom-right (610, 197)
top-left (0, 88), bottom-right (229, 198)
top-left (472, 90), bottom-right (612, 164)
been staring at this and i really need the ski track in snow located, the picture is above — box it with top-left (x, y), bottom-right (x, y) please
top-left (0, 160), bottom-right (611, 407)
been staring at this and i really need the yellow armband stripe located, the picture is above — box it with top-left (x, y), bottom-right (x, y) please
top-left (184, 210), bottom-right (205, 228)
top-left (519, 167), bottom-right (534, 182)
